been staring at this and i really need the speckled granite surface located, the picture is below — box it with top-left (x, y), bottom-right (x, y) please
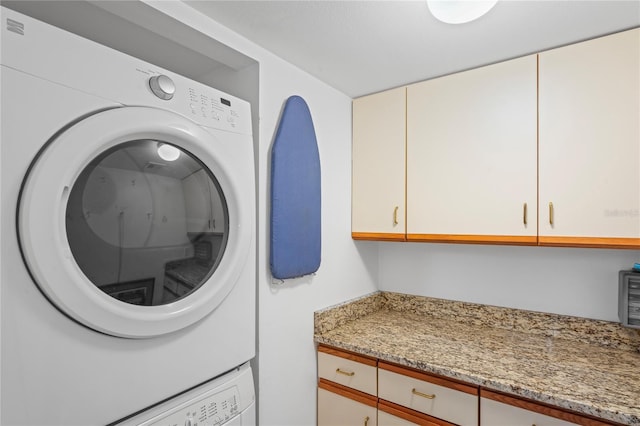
top-left (314, 292), bottom-right (640, 425)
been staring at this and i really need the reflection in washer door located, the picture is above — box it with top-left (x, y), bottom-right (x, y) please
top-left (65, 139), bottom-right (229, 306)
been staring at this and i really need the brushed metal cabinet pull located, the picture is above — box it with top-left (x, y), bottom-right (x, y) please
top-left (364, 416), bottom-right (370, 426)
top-left (336, 368), bottom-right (355, 377)
top-left (523, 202), bottom-right (527, 225)
top-left (393, 206), bottom-right (399, 226)
top-left (412, 388), bottom-right (436, 399)
top-left (549, 202), bottom-right (554, 226)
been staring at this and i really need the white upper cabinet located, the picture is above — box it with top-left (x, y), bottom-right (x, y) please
top-left (407, 55), bottom-right (538, 244)
top-left (538, 28), bottom-right (640, 248)
top-left (351, 28), bottom-right (639, 249)
top-left (352, 87), bottom-right (407, 240)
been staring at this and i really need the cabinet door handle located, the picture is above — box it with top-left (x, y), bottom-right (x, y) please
top-left (393, 206), bottom-right (399, 226)
top-left (412, 388), bottom-right (436, 399)
top-left (523, 202), bottom-right (527, 225)
top-left (364, 416), bottom-right (370, 426)
top-left (336, 368), bottom-right (355, 377)
top-left (549, 202), bottom-right (554, 226)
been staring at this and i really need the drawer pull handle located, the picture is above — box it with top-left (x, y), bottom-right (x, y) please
top-left (336, 368), bottom-right (355, 377)
top-left (412, 388), bottom-right (436, 399)
top-left (549, 202), bottom-right (554, 226)
top-left (393, 206), bottom-right (399, 226)
top-left (523, 202), bottom-right (527, 225)
top-left (364, 416), bottom-right (370, 426)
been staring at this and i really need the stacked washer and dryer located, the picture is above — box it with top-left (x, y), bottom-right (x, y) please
top-left (1, 7), bottom-right (256, 425)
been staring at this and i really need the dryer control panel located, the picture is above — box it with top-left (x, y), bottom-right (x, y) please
top-left (186, 85), bottom-right (243, 132)
top-left (1, 7), bottom-right (252, 136)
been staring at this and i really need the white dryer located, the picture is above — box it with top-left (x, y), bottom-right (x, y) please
top-left (1, 7), bottom-right (255, 425)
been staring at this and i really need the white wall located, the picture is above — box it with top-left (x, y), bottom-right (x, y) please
top-left (256, 60), bottom-right (379, 426)
top-left (378, 242), bottom-right (639, 322)
top-left (146, 3), bottom-right (378, 425)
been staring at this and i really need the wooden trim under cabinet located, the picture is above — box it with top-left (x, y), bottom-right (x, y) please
top-left (378, 399), bottom-right (457, 426)
top-left (318, 378), bottom-right (377, 408)
top-left (538, 236), bottom-right (640, 249)
top-left (407, 234), bottom-right (538, 246)
top-left (378, 361), bottom-right (479, 396)
top-left (318, 344), bottom-right (378, 367)
top-left (352, 232), bottom-right (407, 241)
top-left (481, 389), bottom-right (624, 426)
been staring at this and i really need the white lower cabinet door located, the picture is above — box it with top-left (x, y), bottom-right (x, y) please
top-left (378, 365), bottom-right (478, 426)
top-left (318, 387), bottom-right (377, 426)
top-left (378, 410), bottom-right (416, 426)
top-left (481, 397), bottom-right (577, 426)
top-left (317, 349), bottom-right (377, 395)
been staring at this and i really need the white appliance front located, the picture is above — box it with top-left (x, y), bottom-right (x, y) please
top-left (0, 7), bottom-right (255, 425)
top-left (119, 362), bottom-right (256, 426)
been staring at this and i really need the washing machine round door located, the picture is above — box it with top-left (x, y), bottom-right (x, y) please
top-left (17, 107), bottom-right (253, 338)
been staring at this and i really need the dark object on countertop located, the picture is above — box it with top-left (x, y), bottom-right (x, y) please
top-left (619, 269), bottom-right (640, 329)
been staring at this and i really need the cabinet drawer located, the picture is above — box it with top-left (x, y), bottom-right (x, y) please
top-left (318, 381), bottom-right (377, 426)
top-left (480, 390), bottom-right (615, 426)
top-left (378, 362), bottom-right (478, 426)
top-left (378, 400), bottom-right (457, 426)
top-left (318, 346), bottom-right (377, 395)
top-left (481, 397), bottom-right (576, 425)
top-left (379, 410), bottom-right (418, 426)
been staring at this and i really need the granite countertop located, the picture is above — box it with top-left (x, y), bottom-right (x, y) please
top-left (314, 292), bottom-right (640, 425)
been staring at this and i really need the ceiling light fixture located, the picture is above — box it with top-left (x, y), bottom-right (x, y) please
top-left (157, 143), bottom-right (180, 162)
top-left (427, 0), bottom-right (498, 24)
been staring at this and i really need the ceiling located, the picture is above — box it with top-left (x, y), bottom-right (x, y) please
top-left (185, 1), bottom-right (640, 98)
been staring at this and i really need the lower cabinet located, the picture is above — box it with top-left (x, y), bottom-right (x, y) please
top-left (317, 345), bottom-right (619, 426)
top-left (480, 389), bottom-right (614, 426)
top-left (378, 400), bottom-right (457, 426)
top-left (317, 345), bottom-right (378, 426)
top-left (318, 380), bottom-right (377, 426)
top-left (378, 362), bottom-right (478, 426)
top-left (481, 397), bottom-right (575, 426)
top-left (317, 345), bottom-right (477, 426)
top-left (379, 409), bottom-right (416, 426)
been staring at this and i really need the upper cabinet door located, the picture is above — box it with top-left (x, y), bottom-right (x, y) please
top-left (539, 28), bottom-right (640, 248)
top-left (406, 55), bottom-right (538, 244)
top-left (352, 87), bottom-right (407, 241)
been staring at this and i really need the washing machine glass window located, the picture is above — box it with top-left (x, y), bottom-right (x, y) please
top-left (65, 139), bottom-right (229, 306)
top-left (18, 106), bottom-right (253, 338)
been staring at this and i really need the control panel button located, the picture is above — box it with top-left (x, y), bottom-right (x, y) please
top-left (149, 74), bottom-right (175, 100)
top-left (184, 413), bottom-right (194, 426)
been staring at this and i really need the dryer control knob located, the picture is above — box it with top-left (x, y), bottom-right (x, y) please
top-left (149, 74), bottom-right (175, 100)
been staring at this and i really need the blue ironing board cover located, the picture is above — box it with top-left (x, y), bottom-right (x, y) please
top-left (270, 96), bottom-right (321, 280)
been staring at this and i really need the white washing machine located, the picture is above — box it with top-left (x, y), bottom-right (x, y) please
top-left (0, 7), bottom-right (255, 425)
top-left (119, 362), bottom-right (256, 426)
